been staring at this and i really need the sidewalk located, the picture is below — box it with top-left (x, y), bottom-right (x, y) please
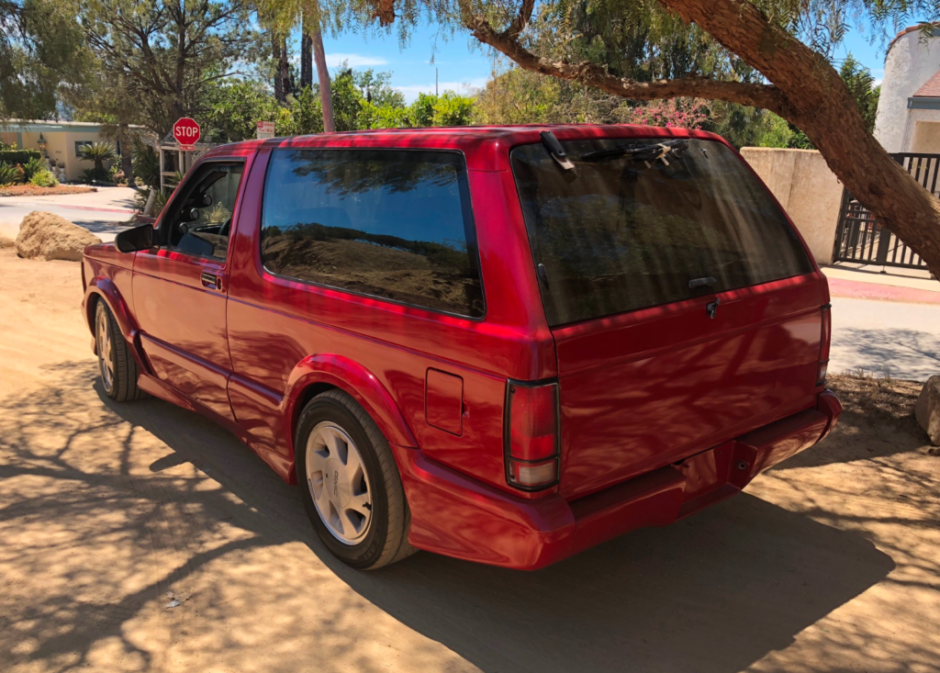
top-left (822, 263), bottom-right (940, 305)
top-left (0, 186), bottom-right (138, 243)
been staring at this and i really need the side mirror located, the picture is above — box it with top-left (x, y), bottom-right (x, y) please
top-left (114, 224), bottom-right (154, 253)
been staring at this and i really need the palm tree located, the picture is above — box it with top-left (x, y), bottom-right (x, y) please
top-left (78, 142), bottom-right (117, 171)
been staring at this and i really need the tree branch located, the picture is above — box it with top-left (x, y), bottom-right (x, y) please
top-left (465, 11), bottom-right (788, 114)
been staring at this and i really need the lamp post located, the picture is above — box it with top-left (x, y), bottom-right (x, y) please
top-left (37, 133), bottom-right (47, 157)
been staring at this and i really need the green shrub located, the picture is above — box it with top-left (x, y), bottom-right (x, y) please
top-left (82, 167), bottom-right (112, 183)
top-left (0, 149), bottom-right (41, 166)
top-left (132, 139), bottom-right (159, 189)
top-left (29, 170), bottom-right (58, 188)
top-left (0, 162), bottom-right (18, 186)
top-left (108, 163), bottom-right (125, 184)
top-left (22, 156), bottom-right (46, 182)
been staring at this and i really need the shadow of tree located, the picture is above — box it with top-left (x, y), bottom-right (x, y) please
top-left (0, 361), bottom-right (898, 673)
top-left (831, 326), bottom-right (940, 381)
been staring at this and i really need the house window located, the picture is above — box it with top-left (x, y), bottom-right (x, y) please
top-left (75, 141), bottom-right (94, 158)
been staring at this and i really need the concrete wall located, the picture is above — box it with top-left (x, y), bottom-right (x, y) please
top-left (740, 147), bottom-right (842, 265)
top-left (874, 28), bottom-right (940, 152)
top-left (912, 120), bottom-right (940, 153)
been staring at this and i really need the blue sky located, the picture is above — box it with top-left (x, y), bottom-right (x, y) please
top-left (310, 19), bottom-right (895, 102)
top-left (316, 22), bottom-right (493, 102)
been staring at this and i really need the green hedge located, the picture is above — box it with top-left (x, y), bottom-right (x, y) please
top-left (0, 149), bottom-right (42, 165)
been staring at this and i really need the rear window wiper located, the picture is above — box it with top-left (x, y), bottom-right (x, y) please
top-left (581, 139), bottom-right (690, 166)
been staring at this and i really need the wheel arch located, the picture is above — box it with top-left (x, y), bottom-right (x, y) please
top-left (284, 354), bottom-right (418, 470)
top-left (83, 277), bottom-right (137, 344)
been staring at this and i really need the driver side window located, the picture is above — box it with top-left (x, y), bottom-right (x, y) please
top-left (162, 161), bottom-right (245, 259)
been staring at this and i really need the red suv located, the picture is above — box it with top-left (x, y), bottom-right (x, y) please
top-left (82, 126), bottom-right (840, 570)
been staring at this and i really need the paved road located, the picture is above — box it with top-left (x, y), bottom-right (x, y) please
top-left (830, 296), bottom-right (940, 380)
top-left (0, 187), bottom-right (137, 243)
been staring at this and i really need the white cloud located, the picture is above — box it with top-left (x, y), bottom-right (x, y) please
top-left (324, 53), bottom-right (389, 68)
top-left (395, 77), bottom-right (489, 102)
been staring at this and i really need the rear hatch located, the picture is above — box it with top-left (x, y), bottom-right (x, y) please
top-left (510, 135), bottom-right (827, 500)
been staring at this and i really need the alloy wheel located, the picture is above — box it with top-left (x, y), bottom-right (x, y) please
top-left (305, 422), bottom-right (373, 545)
top-left (96, 307), bottom-right (114, 391)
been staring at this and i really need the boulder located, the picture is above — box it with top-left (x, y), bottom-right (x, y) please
top-left (14, 211), bottom-right (101, 261)
top-left (914, 376), bottom-right (940, 446)
top-left (0, 235), bottom-right (14, 248)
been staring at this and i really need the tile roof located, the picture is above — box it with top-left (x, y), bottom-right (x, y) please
top-left (888, 22), bottom-right (940, 54)
top-left (914, 70), bottom-right (940, 97)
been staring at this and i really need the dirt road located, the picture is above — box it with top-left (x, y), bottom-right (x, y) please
top-left (1, 248), bottom-right (938, 673)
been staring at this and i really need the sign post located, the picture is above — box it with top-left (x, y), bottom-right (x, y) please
top-left (173, 117), bottom-right (201, 151)
top-left (256, 121), bottom-right (276, 140)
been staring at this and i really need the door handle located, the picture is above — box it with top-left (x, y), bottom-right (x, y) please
top-left (200, 271), bottom-right (222, 290)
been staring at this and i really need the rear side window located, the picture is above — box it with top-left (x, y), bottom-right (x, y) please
top-left (511, 138), bottom-right (814, 326)
top-left (260, 149), bottom-right (484, 318)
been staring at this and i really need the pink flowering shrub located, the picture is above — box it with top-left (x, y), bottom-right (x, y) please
top-left (622, 99), bottom-right (708, 129)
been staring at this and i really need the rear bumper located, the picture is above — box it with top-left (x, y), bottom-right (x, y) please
top-left (397, 390), bottom-right (842, 570)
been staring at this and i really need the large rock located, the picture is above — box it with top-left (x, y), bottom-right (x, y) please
top-left (14, 211), bottom-right (101, 261)
top-left (915, 376), bottom-right (940, 446)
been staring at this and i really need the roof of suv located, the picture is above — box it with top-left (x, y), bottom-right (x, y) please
top-left (203, 124), bottom-right (727, 170)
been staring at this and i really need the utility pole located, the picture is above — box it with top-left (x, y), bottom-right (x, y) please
top-left (435, 68), bottom-right (438, 96)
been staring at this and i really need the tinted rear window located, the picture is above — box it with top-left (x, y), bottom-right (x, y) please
top-left (261, 149), bottom-right (484, 317)
top-left (511, 138), bottom-right (814, 326)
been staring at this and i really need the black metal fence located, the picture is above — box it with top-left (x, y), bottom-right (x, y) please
top-left (832, 153), bottom-right (935, 270)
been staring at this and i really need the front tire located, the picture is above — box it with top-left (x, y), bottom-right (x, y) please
top-left (95, 300), bottom-right (144, 402)
top-left (296, 390), bottom-right (415, 569)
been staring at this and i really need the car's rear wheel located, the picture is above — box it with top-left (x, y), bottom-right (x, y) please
top-left (296, 390), bottom-right (415, 569)
top-left (95, 300), bottom-right (144, 402)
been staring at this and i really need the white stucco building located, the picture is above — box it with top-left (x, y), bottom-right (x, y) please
top-left (874, 24), bottom-right (940, 153)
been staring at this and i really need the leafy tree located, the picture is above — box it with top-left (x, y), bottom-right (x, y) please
top-left (203, 79), bottom-right (282, 143)
top-left (364, 0), bottom-right (940, 277)
top-left (0, 0), bottom-right (88, 118)
top-left (354, 69), bottom-right (406, 108)
top-left (840, 53), bottom-right (880, 135)
top-left (79, 0), bottom-right (261, 133)
top-left (331, 68), bottom-right (368, 131)
top-left (408, 92), bottom-right (476, 126)
top-left (283, 85), bottom-right (325, 135)
top-left (256, 0), bottom-right (335, 130)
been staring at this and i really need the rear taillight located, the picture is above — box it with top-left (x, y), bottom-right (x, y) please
top-left (504, 380), bottom-right (560, 491)
top-left (817, 304), bottom-right (831, 386)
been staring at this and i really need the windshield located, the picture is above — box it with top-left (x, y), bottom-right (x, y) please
top-left (510, 138), bottom-right (814, 326)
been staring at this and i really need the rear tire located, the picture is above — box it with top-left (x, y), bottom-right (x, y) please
top-left (95, 300), bottom-right (145, 402)
top-left (296, 390), bottom-right (416, 569)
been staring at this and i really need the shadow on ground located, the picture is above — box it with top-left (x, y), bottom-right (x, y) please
top-left (831, 326), bottom-right (940, 381)
top-left (0, 362), bottom-right (896, 673)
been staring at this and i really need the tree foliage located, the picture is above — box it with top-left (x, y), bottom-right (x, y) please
top-left (78, 0), bottom-right (262, 133)
top-left (0, 0), bottom-right (88, 118)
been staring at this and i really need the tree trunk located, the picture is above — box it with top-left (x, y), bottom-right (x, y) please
top-left (657, 0), bottom-right (940, 278)
top-left (279, 36), bottom-right (292, 100)
top-left (273, 36), bottom-right (286, 104)
top-left (312, 27), bottom-right (335, 132)
top-left (301, 12), bottom-right (314, 90)
top-left (119, 123), bottom-right (133, 181)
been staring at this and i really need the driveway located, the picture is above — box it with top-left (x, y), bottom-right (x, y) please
top-left (830, 296), bottom-right (940, 380)
top-left (1, 248), bottom-right (938, 673)
top-left (0, 186), bottom-right (138, 243)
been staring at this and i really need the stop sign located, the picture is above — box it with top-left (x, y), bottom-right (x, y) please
top-left (173, 117), bottom-right (201, 149)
